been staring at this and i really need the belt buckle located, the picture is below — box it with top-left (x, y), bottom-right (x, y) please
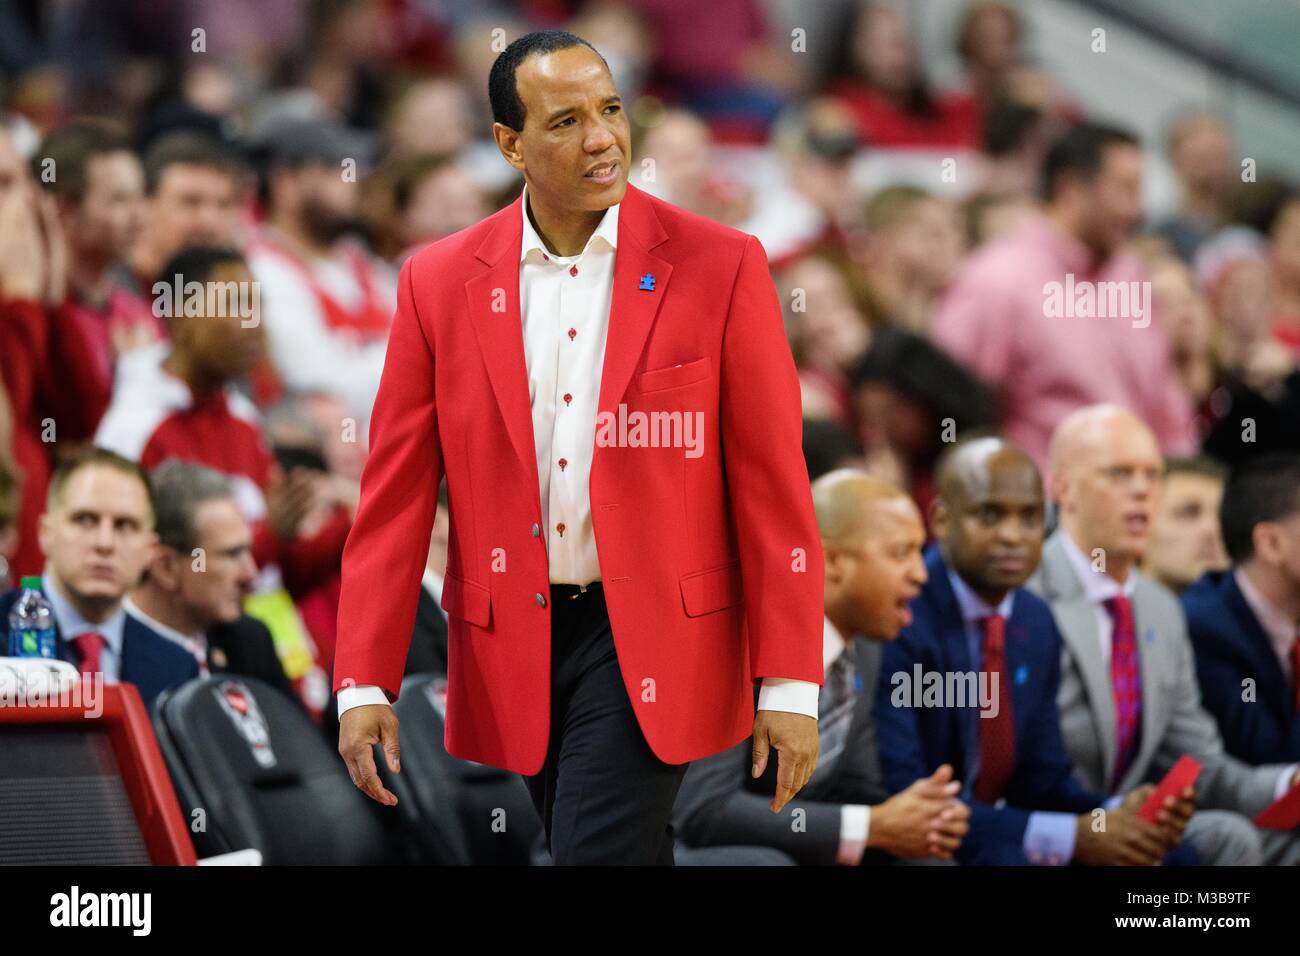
top-left (567, 583), bottom-right (588, 600)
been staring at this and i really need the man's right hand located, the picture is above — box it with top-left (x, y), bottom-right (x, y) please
top-left (868, 764), bottom-right (969, 859)
top-left (339, 703), bottom-right (402, 806)
top-left (1074, 804), bottom-right (1167, 866)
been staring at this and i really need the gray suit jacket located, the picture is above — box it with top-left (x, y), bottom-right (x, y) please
top-left (671, 637), bottom-right (888, 865)
top-left (1029, 531), bottom-right (1279, 816)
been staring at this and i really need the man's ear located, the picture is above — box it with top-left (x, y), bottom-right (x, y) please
top-left (150, 544), bottom-right (181, 591)
top-left (1251, 522), bottom-right (1282, 567)
top-left (492, 122), bottom-right (526, 174)
top-left (929, 497), bottom-right (949, 539)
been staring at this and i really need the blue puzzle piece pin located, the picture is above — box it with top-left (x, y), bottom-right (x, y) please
top-left (639, 272), bottom-right (656, 291)
top-left (1014, 664), bottom-right (1029, 686)
top-left (1145, 629), bottom-right (1155, 644)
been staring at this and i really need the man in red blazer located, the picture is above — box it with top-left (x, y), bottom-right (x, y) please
top-left (335, 30), bottom-right (824, 864)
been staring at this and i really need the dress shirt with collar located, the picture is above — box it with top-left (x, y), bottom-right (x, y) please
top-left (121, 595), bottom-right (210, 676)
top-left (948, 568), bottom-right (1078, 865)
top-left (1234, 568), bottom-right (1299, 684)
top-left (42, 572), bottom-right (125, 682)
top-left (823, 615), bottom-right (871, 864)
top-left (338, 188), bottom-right (818, 720)
top-left (1061, 533), bottom-right (1298, 801)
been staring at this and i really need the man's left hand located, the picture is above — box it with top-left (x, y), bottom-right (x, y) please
top-left (751, 710), bottom-right (819, 813)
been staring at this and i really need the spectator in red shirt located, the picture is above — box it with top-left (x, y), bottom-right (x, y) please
top-left (94, 245), bottom-right (350, 599)
top-left (0, 125), bottom-right (111, 578)
top-left (38, 120), bottom-right (162, 387)
top-left (828, 2), bottom-right (980, 150)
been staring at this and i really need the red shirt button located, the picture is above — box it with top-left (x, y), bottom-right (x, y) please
top-left (556, 522), bottom-right (566, 537)
top-left (558, 458), bottom-right (568, 471)
top-left (569, 265), bottom-right (578, 277)
top-left (563, 393), bottom-right (572, 405)
top-left (567, 328), bottom-right (576, 341)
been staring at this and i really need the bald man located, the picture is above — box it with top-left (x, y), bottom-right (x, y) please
top-left (673, 471), bottom-right (971, 865)
top-left (877, 437), bottom-right (1193, 865)
top-left (1032, 404), bottom-right (1300, 864)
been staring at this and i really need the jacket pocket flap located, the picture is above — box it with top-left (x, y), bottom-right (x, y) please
top-left (636, 356), bottom-right (710, 393)
top-left (679, 561), bottom-right (743, 617)
top-left (440, 572), bottom-right (492, 628)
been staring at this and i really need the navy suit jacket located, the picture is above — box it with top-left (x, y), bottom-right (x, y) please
top-left (875, 546), bottom-right (1104, 865)
top-left (1182, 570), bottom-right (1300, 764)
top-left (1, 587), bottom-right (200, 712)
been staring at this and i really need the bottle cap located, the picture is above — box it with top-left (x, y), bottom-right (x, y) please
top-left (19, 576), bottom-right (42, 591)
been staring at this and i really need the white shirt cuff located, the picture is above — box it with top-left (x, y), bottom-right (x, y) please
top-left (756, 678), bottom-right (820, 719)
top-left (837, 804), bottom-right (870, 865)
top-left (338, 683), bottom-right (391, 717)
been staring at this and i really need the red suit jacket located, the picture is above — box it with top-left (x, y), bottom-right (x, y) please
top-left (334, 183), bottom-right (823, 774)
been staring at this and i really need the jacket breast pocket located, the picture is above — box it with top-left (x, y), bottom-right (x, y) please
top-left (636, 356), bottom-right (710, 394)
top-left (440, 571), bottom-right (492, 628)
top-left (679, 560), bottom-right (744, 617)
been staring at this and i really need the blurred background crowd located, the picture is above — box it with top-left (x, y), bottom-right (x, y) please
top-left (0, 0), bottom-right (1298, 729)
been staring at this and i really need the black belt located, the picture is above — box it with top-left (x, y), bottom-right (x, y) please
top-left (550, 581), bottom-right (603, 600)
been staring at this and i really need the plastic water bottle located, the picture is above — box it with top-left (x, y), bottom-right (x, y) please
top-left (8, 576), bottom-right (56, 658)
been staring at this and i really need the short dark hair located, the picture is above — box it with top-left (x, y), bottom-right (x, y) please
top-left (1042, 122), bottom-right (1140, 201)
top-left (1220, 453), bottom-right (1300, 563)
top-left (488, 30), bottom-right (607, 132)
top-left (35, 120), bottom-right (133, 203)
top-left (156, 245), bottom-right (246, 291)
top-left (1164, 455), bottom-right (1228, 484)
top-left (142, 130), bottom-right (243, 195)
top-left (46, 446), bottom-right (155, 521)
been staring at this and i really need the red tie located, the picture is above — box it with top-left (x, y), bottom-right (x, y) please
top-left (73, 631), bottom-right (106, 676)
top-left (974, 614), bottom-right (1016, 804)
top-left (1105, 595), bottom-right (1143, 784)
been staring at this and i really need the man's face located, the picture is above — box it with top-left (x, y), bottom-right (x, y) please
top-left (148, 163), bottom-right (240, 261)
top-left (888, 197), bottom-right (965, 293)
top-left (1078, 143), bottom-right (1144, 257)
top-left (174, 260), bottom-right (264, 382)
top-left (936, 452), bottom-right (1045, 600)
top-left (502, 45), bottom-right (631, 214)
top-left (39, 465), bottom-right (156, 606)
top-left (176, 497), bottom-right (256, 628)
top-left (1057, 418), bottom-right (1163, 567)
top-left (71, 151), bottom-right (145, 259)
top-left (826, 495), bottom-right (928, 640)
top-left (294, 163), bottom-right (358, 245)
top-left (1145, 472), bottom-right (1227, 590)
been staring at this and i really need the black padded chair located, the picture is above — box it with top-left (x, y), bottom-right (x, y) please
top-left (376, 673), bottom-right (542, 865)
top-left (153, 675), bottom-right (390, 864)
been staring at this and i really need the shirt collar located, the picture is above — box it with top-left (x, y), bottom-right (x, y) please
top-left (947, 567), bottom-right (1015, 623)
top-left (121, 595), bottom-right (208, 655)
top-left (823, 615), bottom-right (848, 673)
top-left (1060, 530), bottom-right (1137, 603)
top-left (519, 183), bottom-right (619, 264)
top-left (42, 571), bottom-right (126, 658)
top-left (1234, 567), bottom-right (1298, 656)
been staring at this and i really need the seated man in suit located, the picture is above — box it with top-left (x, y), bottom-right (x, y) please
top-left (1182, 453), bottom-right (1300, 764)
top-left (124, 460), bottom-right (296, 702)
top-left (1033, 404), bottom-right (1300, 864)
top-left (876, 437), bottom-right (1193, 865)
top-left (673, 470), bottom-right (971, 865)
top-left (0, 446), bottom-right (199, 710)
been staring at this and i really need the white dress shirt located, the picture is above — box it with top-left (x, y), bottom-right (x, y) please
top-left (823, 616), bottom-right (871, 865)
top-left (339, 187), bottom-right (818, 720)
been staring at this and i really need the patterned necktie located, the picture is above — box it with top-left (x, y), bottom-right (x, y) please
top-left (974, 614), bottom-right (1015, 804)
top-left (73, 631), bottom-right (106, 676)
top-left (806, 646), bottom-right (857, 791)
top-left (1105, 595), bottom-right (1143, 784)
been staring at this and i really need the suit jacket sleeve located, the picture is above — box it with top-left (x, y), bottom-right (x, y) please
top-left (718, 236), bottom-right (822, 685)
top-left (332, 257), bottom-right (444, 700)
top-left (1157, 607), bottom-right (1279, 816)
top-left (672, 738), bottom-right (843, 865)
top-left (1188, 615), bottom-right (1300, 765)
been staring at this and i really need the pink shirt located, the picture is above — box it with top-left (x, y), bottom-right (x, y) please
top-left (932, 214), bottom-right (1197, 473)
